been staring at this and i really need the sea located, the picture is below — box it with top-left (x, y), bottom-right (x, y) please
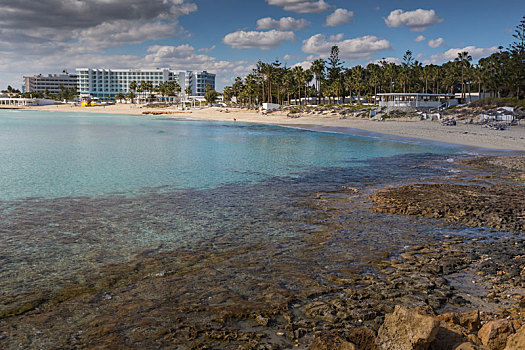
top-left (0, 109), bottom-right (486, 326)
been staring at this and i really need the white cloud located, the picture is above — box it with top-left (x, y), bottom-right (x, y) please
top-left (198, 45), bottom-right (216, 53)
top-left (222, 30), bottom-right (296, 49)
top-left (329, 33), bottom-right (344, 41)
top-left (256, 17), bottom-right (310, 30)
top-left (325, 8), bottom-right (354, 27)
top-left (75, 20), bottom-right (178, 51)
top-left (428, 46), bottom-right (500, 64)
top-left (302, 34), bottom-right (392, 60)
top-left (265, 0), bottom-right (333, 14)
top-left (368, 57), bottom-right (402, 65)
top-left (292, 61), bottom-right (312, 70)
top-left (428, 37), bottom-right (444, 48)
top-left (414, 35), bottom-right (426, 42)
top-left (384, 9), bottom-right (443, 32)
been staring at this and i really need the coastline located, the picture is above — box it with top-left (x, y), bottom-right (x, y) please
top-left (19, 104), bottom-right (525, 151)
top-left (1, 105), bottom-right (524, 348)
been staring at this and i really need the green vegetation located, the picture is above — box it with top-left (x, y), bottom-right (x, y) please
top-left (204, 89), bottom-right (219, 105)
top-left (469, 97), bottom-right (525, 109)
top-left (225, 17), bottom-right (525, 106)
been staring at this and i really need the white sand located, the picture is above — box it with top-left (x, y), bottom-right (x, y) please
top-left (17, 104), bottom-right (525, 151)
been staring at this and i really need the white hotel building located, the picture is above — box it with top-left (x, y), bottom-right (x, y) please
top-left (76, 68), bottom-right (215, 99)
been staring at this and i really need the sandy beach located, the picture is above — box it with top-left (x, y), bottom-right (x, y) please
top-left (15, 104), bottom-right (525, 151)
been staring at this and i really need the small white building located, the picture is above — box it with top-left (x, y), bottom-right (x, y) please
top-left (378, 93), bottom-right (457, 109)
top-left (0, 98), bottom-right (57, 106)
top-left (262, 103), bottom-right (280, 111)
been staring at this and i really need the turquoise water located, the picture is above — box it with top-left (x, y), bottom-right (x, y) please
top-left (0, 110), bottom-right (456, 201)
top-left (1, 109), bottom-right (472, 314)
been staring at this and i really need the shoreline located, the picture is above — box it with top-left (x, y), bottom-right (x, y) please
top-left (15, 104), bottom-right (525, 151)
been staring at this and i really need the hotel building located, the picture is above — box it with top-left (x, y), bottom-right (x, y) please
top-left (76, 68), bottom-right (215, 99)
top-left (23, 71), bottom-right (78, 94)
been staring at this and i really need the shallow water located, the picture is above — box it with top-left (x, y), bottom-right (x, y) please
top-left (0, 110), bottom-right (482, 324)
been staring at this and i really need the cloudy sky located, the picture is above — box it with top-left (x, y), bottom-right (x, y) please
top-left (1, 0), bottom-right (523, 91)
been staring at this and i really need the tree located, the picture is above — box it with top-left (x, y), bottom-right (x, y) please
top-left (127, 91), bottom-right (135, 104)
top-left (455, 51), bottom-right (472, 101)
top-left (223, 86), bottom-right (233, 102)
top-left (383, 61), bottom-right (398, 93)
top-left (129, 81), bottom-right (138, 95)
top-left (292, 66), bottom-right (305, 105)
top-left (311, 58), bottom-right (325, 104)
top-left (115, 93), bottom-right (125, 103)
top-left (204, 89), bottom-right (219, 105)
top-left (507, 16), bottom-right (525, 98)
top-left (327, 46), bottom-right (343, 103)
top-left (185, 86), bottom-right (192, 96)
top-left (350, 65), bottom-right (365, 103)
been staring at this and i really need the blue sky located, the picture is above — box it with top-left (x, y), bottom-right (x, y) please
top-left (0, 0), bottom-right (523, 91)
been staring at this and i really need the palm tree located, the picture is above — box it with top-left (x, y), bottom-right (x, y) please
top-left (115, 92), bottom-right (125, 103)
top-left (351, 65), bottom-right (365, 104)
top-left (455, 51), bottom-right (472, 101)
top-left (384, 62), bottom-right (398, 93)
top-left (367, 63), bottom-right (382, 101)
top-left (304, 69), bottom-right (314, 104)
top-left (344, 68), bottom-right (353, 104)
top-left (311, 59), bottom-right (325, 104)
top-left (127, 91), bottom-right (135, 104)
top-left (185, 86), bottom-right (192, 97)
top-left (129, 81), bottom-right (138, 102)
top-left (292, 66), bottom-right (305, 105)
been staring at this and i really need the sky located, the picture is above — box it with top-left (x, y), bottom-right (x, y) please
top-left (0, 0), bottom-right (523, 91)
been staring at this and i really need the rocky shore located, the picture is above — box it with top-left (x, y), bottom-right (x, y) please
top-left (0, 155), bottom-right (524, 349)
top-left (370, 157), bottom-right (525, 233)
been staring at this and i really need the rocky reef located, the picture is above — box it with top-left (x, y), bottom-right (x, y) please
top-left (0, 155), bottom-right (523, 349)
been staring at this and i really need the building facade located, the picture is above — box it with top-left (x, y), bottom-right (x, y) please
top-left (377, 93), bottom-right (458, 109)
top-left (76, 68), bottom-right (215, 99)
top-left (23, 72), bottom-right (78, 94)
top-left (193, 71), bottom-right (215, 96)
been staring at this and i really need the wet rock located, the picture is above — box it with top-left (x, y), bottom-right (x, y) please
top-left (478, 319), bottom-right (519, 350)
top-left (310, 333), bottom-right (357, 350)
top-left (504, 325), bottom-right (525, 350)
top-left (377, 305), bottom-right (440, 350)
top-left (370, 183), bottom-right (525, 233)
top-left (255, 315), bottom-right (270, 327)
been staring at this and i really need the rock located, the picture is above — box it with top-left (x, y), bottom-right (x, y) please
top-left (437, 310), bottom-right (481, 332)
top-left (478, 319), bottom-right (518, 350)
top-left (429, 321), bottom-right (470, 350)
top-left (310, 333), bottom-right (357, 350)
top-left (345, 327), bottom-right (379, 350)
top-left (377, 305), bottom-right (440, 350)
top-left (454, 342), bottom-right (479, 350)
top-left (255, 314), bottom-right (270, 327)
top-left (504, 325), bottom-right (525, 350)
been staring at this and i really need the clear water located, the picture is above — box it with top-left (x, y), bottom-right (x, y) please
top-left (1, 109), bottom-right (471, 314)
top-left (0, 110), bottom-right (456, 201)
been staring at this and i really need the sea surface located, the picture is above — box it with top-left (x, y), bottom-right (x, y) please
top-left (0, 109), bottom-right (480, 319)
